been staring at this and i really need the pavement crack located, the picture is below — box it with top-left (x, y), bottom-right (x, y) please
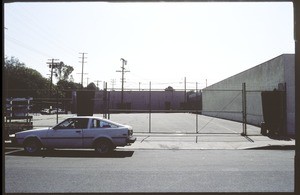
top-left (243, 136), bottom-right (254, 142)
top-left (141, 135), bottom-right (150, 143)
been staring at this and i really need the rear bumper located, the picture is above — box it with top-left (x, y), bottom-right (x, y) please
top-left (127, 136), bottom-right (136, 144)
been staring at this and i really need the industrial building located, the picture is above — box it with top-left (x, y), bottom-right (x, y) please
top-left (202, 54), bottom-right (295, 137)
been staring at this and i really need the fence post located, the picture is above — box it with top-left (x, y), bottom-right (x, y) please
top-left (103, 81), bottom-right (107, 119)
top-left (242, 82), bottom-right (247, 136)
top-left (149, 81), bottom-right (152, 133)
top-left (196, 82), bottom-right (199, 134)
top-left (196, 113), bottom-right (198, 133)
top-left (56, 88), bottom-right (59, 124)
top-left (107, 91), bottom-right (110, 120)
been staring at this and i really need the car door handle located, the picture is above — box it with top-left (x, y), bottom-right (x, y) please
top-left (76, 130), bottom-right (81, 133)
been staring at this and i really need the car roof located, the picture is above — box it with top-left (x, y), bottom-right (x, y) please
top-left (66, 116), bottom-right (123, 126)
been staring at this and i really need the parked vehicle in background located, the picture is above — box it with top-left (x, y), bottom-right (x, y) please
top-left (51, 108), bottom-right (66, 114)
top-left (40, 108), bottom-right (54, 115)
top-left (40, 108), bottom-right (66, 115)
top-left (12, 116), bottom-right (136, 155)
top-left (5, 98), bottom-right (33, 139)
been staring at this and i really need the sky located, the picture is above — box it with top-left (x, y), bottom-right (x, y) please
top-left (4, 1), bottom-right (295, 91)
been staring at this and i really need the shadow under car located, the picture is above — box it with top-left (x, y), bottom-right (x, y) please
top-left (6, 149), bottom-right (135, 158)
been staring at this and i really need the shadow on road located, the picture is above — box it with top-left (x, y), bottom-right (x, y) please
top-left (267, 134), bottom-right (294, 141)
top-left (246, 145), bottom-right (295, 150)
top-left (5, 149), bottom-right (135, 158)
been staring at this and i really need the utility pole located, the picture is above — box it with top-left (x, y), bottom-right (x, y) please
top-left (116, 58), bottom-right (130, 106)
top-left (46, 59), bottom-right (60, 97)
top-left (77, 73), bottom-right (88, 87)
top-left (111, 79), bottom-right (116, 91)
top-left (184, 77), bottom-right (187, 102)
top-left (94, 80), bottom-right (102, 89)
top-left (79, 52), bottom-right (87, 88)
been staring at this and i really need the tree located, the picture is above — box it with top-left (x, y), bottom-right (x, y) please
top-left (57, 80), bottom-right (82, 91)
top-left (56, 80), bottom-right (82, 112)
top-left (4, 56), bottom-right (50, 98)
top-left (4, 56), bottom-right (25, 68)
top-left (86, 82), bottom-right (97, 91)
top-left (165, 86), bottom-right (175, 91)
top-left (53, 61), bottom-right (74, 81)
top-left (4, 56), bottom-right (82, 112)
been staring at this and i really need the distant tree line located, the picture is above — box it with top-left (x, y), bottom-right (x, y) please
top-left (3, 56), bottom-right (98, 112)
top-left (4, 56), bottom-right (83, 97)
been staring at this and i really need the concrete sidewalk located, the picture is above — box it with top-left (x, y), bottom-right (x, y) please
top-left (4, 133), bottom-right (295, 150)
top-left (125, 133), bottom-right (295, 150)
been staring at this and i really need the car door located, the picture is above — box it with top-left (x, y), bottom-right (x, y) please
top-left (83, 119), bottom-right (127, 147)
top-left (45, 118), bottom-right (89, 148)
top-left (82, 119), bottom-right (106, 147)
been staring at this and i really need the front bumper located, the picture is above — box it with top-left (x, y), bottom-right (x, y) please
top-left (7, 134), bottom-right (18, 146)
top-left (127, 136), bottom-right (136, 144)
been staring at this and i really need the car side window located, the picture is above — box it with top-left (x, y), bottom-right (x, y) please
top-left (100, 121), bottom-right (112, 128)
top-left (54, 118), bottom-right (89, 129)
top-left (74, 118), bottom-right (89, 129)
top-left (91, 119), bottom-right (101, 128)
top-left (99, 121), bottom-right (120, 128)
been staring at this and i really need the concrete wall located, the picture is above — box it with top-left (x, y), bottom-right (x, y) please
top-left (202, 54), bottom-right (295, 136)
top-left (284, 54), bottom-right (296, 136)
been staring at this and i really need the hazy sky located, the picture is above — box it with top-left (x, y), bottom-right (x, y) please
top-left (4, 2), bottom-right (294, 90)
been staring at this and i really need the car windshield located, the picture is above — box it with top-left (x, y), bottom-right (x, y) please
top-left (53, 118), bottom-right (89, 129)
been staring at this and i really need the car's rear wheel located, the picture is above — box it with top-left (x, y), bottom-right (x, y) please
top-left (94, 140), bottom-right (113, 155)
top-left (24, 139), bottom-right (41, 154)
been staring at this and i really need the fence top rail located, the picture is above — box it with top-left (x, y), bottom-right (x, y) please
top-left (202, 89), bottom-right (242, 92)
top-left (108, 109), bottom-right (202, 113)
top-left (202, 110), bottom-right (242, 113)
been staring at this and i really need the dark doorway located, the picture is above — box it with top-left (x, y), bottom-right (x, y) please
top-left (261, 90), bottom-right (286, 136)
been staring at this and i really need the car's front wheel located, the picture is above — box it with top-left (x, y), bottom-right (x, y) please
top-left (24, 139), bottom-right (41, 154)
top-left (94, 140), bottom-right (113, 155)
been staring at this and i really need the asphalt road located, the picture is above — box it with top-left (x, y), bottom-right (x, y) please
top-left (4, 149), bottom-right (294, 193)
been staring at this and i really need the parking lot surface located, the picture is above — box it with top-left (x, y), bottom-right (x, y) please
top-left (7, 113), bottom-right (294, 150)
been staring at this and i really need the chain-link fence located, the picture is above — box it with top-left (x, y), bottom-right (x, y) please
top-left (5, 82), bottom-right (283, 136)
top-left (3, 87), bottom-right (201, 135)
top-left (202, 83), bottom-right (287, 136)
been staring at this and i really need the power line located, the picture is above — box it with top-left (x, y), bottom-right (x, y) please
top-left (5, 35), bottom-right (52, 58)
top-left (7, 5), bottom-right (78, 58)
